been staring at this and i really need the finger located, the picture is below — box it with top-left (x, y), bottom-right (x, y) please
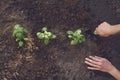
top-left (85, 61), bottom-right (100, 68)
top-left (100, 22), bottom-right (106, 26)
top-left (95, 28), bottom-right (99, 33)
top-left (85, 58), bottom-right (99, 65)
top-left (95, 56), bottom-right (103, 59)
top-left (103, 21), bottom-right (107, 24)
top-left (89, 56), bottom-right (101, 62)
top-left (103, 34), bottom-right (109, 37)
top-left (87, 66), bottom-right (100, 71)
top-left (95, 56), bottom-right (108, 62)
top-left (94, 56), bottom-right (106, 60)
top-left (95, 28), bottom-right (101, 35)
top-left (93, 31), bottom-right (98, 35)
top-left (95, 25), bottom-right (109, 37)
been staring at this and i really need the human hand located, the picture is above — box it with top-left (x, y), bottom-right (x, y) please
top-left (85, 56), bottom-right (115, 73)
top-left (94, 22), bottom-right (114, 37)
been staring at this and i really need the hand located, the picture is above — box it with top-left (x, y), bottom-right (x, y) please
top-left (95, 22), bottom-right (114, 37)
top-left (85, 56), bottom-right (115, 73)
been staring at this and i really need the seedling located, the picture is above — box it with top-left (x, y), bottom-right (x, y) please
top-left (13, 24), bottom-right (28, 47)
top-left (36, 27), bottom-right (56, 45)
top-left (93, 31), bottom-right (97, 35)
top-left (67, 29), bottom-right (85, 45)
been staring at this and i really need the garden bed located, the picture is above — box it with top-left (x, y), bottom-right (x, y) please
top-left (0, 0), bottom-right (120, 80)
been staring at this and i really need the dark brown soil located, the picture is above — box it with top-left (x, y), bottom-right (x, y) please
top-left (0, 0), bottom-right (120, 80)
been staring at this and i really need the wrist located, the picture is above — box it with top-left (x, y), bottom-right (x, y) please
top-left (108, 66), bottom-right (117, 75)
top-left (111, 24), bottom-right (120, 35)
top-left (108, 66), bottom-right (120, 80)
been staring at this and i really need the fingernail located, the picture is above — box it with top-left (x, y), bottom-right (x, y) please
top-left (95, 56), bottom-right (98, 57)
top-left (87, 67), bottom-right (91, 69)
top-left (85, 58), bottom-right (89, 60)
top-left (89, 56), bottom-right (92, 58)
top-left (84, 61), bottom-right (87, 63)
top-left (94, 31), bottom-right (97, 35)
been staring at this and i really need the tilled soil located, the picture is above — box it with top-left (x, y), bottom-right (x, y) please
top-left (0, 0), bottom-right (120, 80)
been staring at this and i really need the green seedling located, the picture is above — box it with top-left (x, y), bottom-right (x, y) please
top-left (13, 24), bottom-right (28, 47)
top-left (67, 29), bottom-right (85, 45)
top-left (93, 31), bottom-right (97, 35)
top-left (36, 27), bottom-right (56, 45)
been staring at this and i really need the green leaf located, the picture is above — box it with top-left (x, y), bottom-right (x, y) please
top-left (44, 39), bottom-right (49, 45)
top-left (76, 29), bottom-right (81, 33)
top-left (23, 28), bottom-right (28, 34)
top-left (16, 38), bottom-right (20, 41)
top-left (77, 35), bottom-right (83, 39)
top-left (76, 35), bottom-right (81, 39)
top-left (93, 31), bottom-right (98, 35)
top-left (71, 39), bottom-right (78, 45)
top-left (52, 35), bottom-right (56, 39)
top-left (44, 31), bottom-right (48, 35)
top-left (36, 32), bottom-right (44, 39)
top-left (13, 24), bottom-right (29, 47)
top-left (67, 29), bottom-right (86, 45)
top-left (14, 24), bottom-right (21, 30)
top-left (44, 35), bottom-right (49, 39)
top-left (14, 25), bottom-right (24, 33)
top-left (13, 30), bottom-right (18, 37)
top-left (24, 38), bottom-right (29, 41)
top-left (74, 30), bottom-right (81, 36)
top-left (47, 32), bottom-right (52, 37)
top-left (15, 32), bottom-right (24, 40)
top-left (36, 32), bottom-right (41, 36)
top-left (47, 32), bottom-right (52, 35)
top-left (42, 27), bottom-right (47, 32)
top-left (67, 30), bottom-right (73, 35)
top-left (68, 35), bottom-right (72, 38)
top-left (13, 24), bottom-right (28, 36)
top-left (47, 32), bottom-right (56, 39)
top-left (19, 41), bottom-right (24, 47)
top-left (79, 36), bottom-right (85, 43)
top-left (82, 37), bottom-right (86, 42)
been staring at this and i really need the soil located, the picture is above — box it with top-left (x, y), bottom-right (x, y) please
top-left (0, 0), bottom-right (120, 80)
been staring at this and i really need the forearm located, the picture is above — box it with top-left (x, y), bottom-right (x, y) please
top-left (108, 67), bottom-right (120, 80)
top-left (112, 24), bottom-right (120, 35)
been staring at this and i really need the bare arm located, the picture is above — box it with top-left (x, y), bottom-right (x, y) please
top-left (95, 22), bottom-right (120, 37)
top-left (109, 66), bottom-right (120, 80)
top-left (112, 24), bottom-right (120, 34)
top-left (85, 56), bottom-right (120, 80)
top-left (85, 22), bottom-right (120, 79)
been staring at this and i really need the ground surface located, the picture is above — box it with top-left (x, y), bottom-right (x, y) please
top-left (0, 0), bottom-right (120, 80)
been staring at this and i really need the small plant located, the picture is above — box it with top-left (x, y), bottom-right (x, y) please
top-left (93, 31), bottom-right (98, 35)
top-left (36, 27), bottom-right (56, 45)
top-left (13, 24), bottom-right (28, 47)
top-left (67, 29), bottom-right (85, 45)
